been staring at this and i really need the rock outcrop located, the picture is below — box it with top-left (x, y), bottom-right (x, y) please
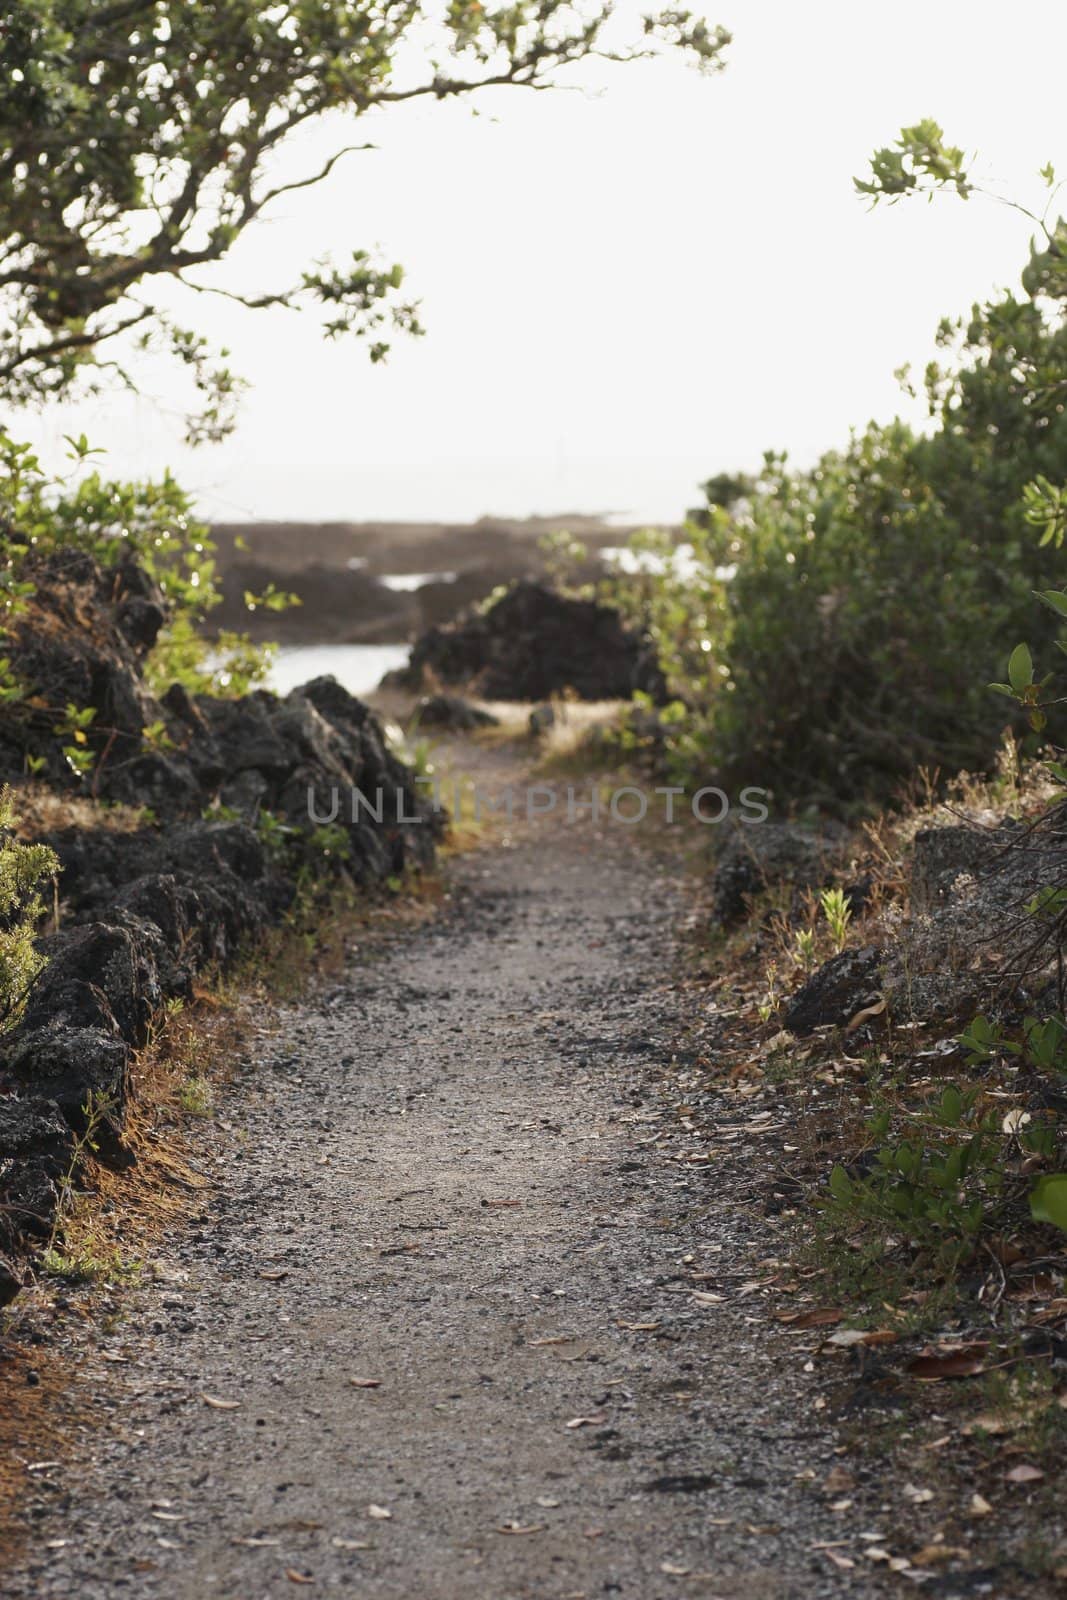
top-left (390, 580), bottom-right (666, 703)
top-left (0, 549), bottom-right (442, 1298)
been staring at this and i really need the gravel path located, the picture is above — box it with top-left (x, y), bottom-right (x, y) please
top-left (4, 824), bottom-right (877, 1600)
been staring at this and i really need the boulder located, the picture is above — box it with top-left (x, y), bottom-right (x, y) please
top-left (24, 922), bottom-right (161, 1045)
top-left (394, 580), bottom-right (666, 703)
top-left (412, 694), bottom-right (499, 731)
top-left (712, 822), bottom-right (846, 925)
top-left (0, 1100), bottom-right (75, 1249)
top-left (784, 946), bottom-right (884, 1036)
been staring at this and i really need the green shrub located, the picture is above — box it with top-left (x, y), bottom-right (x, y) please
top-left (0, 787), bottom-right (58, 1032)
top-left (0, 432), bottom-right (280, 695)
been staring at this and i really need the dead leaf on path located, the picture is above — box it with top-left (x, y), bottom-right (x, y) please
top-left (232, 1537), bottom-right (281, 1547)
top-left (497, 1523), bottom-right (545, 1536)
top-left (285, 1571), bottom-right (315, 1585)
top-left (530, 1336), bottom-right (577, 1347)
top-left (823, 1550), bottom-right (855, 1571)
top-left (200, 1393), bottom-right (241, 1410)
top-left (822, 1467), bottom-right (854, 1495)
top-left (969, 1494), bottom-right (993, 1517)
top-left (660, 1562), bottom-right (691, 1576)
top-left (258, 1269), bottom-right (289, 1281)
top-left (582, 1527), bottom-right (605, 1539)
top-left (151, 1511), bottom-right (184, 1522)
top-left (912, 1545), bottom-right (967, 1567)
top-left (482, 1199), bottom-right (522, 1208)
top-left (907, 1348), bottom-right (986, 1381)
top-left (349, 1378), bottom-right (382, 1389)
top-left (824, 1327), bottom-right (897, 1349)
top-left (616, 1320), bottom-right (660, 1332)
top-left (367, 1505), bottom-right (392, 1520)
top-left (846, 997), bottom-right (886, 1034)
top-left (536, 1497), bottom-right (561, 1509)
top-left (903, 1485), bottom-right (934, 1504)
top-left (1006, 1463), bottom-right (1044, 1484)
top-left (331, 1537), bottom-right (371, 1551)
top-left (565, 1413), bottom-right (607, 1429)
top-left (775, 1307), bottom-right (843, 1329)
top-left (690, 1292), bottom-right (724, 1306)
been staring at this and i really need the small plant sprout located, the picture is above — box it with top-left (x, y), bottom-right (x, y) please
top-left (820, 887), bottom-right (852, 951)
top-left (794, 927), bottom-right (816, 971)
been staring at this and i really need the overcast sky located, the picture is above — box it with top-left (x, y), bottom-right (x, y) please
top-left (22, 1), bottom-right (1067, 525)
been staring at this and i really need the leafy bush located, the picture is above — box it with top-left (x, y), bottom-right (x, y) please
top-left (0, 786), bottom-right (58, 1032)
top-left (605, 135), bottom-right (1067, 809)
top-left (0, 432), bottom-right (277, 695)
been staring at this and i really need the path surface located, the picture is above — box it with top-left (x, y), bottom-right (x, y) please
top-left (5, 826), bottom-right (870, 1600)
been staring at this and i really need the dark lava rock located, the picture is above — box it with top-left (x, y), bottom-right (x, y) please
top-left (712, 822), bottom-right (846, 925)
top-left (0, 1100), bottom-right (75, 1249)
top-left (24, 923), bottom-right (161, 1046)
top-left (393, 580), bottom-right (666, 703)
top-left (0, 1253), bottom-right (20, 1306)
top-left (909, 823), bottom-right (1019, 910)
top-left (412, 694), bottom-right (499, 731)
top-left (0, 551), bottom-right (442, 1284)
top-left (6, 1025), bottom-right (131, 1139)
top-left (784, 946), bottom-right (884, 1036)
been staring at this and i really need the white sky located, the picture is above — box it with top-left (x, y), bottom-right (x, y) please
top-left (21, 0), bottom-right (1067, 525)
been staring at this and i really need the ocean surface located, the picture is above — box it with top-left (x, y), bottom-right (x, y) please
top-left (267, 642), bottom-right (411, 698)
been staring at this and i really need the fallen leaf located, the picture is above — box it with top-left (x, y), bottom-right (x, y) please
top-left (367, 1505), bottom-right (392, 1520)
top-left (565, 1413), bottom-right (607, 1429)
top-left (349, 1378), bottom-right (382, 1389)
top-left (903, 1485), bottom-right (934, 1504)
top-left (825, 1327), bottom-right (898, 1349)
top-left (285, 1571), bottom-right (315, 1586)
top-left (906, 1348), bottom-right (986, 1381)
top-left (258, 1269), bottom-right (289, 1282)
top-left (200, 1393), bottom-right (241, 1410)
top-left (912, 1545), bottom-right (967, 1567)
top-left (660, 1562), bottom-right (691, 1576)
top-left (775, 1307), bottom-right (843, 1329)
top-left (690, 1291), bottom-right (725, 1306)
top-left (330, 1537), bottom-right (371, 1550)
top-left (232, 1537), bottom-right (281, 1547)
top-left (846, 997), bottom-right (886, 1033)
top-left (1006, 1463), bottom-right (1044, 1484)
top-left (824, 1549), bottom-right (855, 1571)
top-left (536, 1497), bottom-right (561, 1509)
top-left (497, 1522), bottom-right (545, 1536)
top-left (823, 1467), bottom-right (855, 1495)
top-left (151, 1511), bottom-right (183, 1522)
top-left (616, 1320), bottom-right (660, 1332)
top-left (969, 1495), bottom-right (993, 1518)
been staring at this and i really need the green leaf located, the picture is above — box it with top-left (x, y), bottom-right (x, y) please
top-left (1007, 642), bottom-right (1034, 691)
top-left (1031, 1174), bottom-right (1067, 1234)
top-left (940, 1085), bottom-right (963, 1126)
top-left (829, 1164), bottom-right (852, 1202)
top-left (1035, 588), bottom-right (1067, 620)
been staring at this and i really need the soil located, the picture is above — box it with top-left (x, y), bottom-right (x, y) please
top-left (0, 765), bottom-right (890, 1600)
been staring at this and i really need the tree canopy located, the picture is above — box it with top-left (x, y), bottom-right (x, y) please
top-left (0, 1), bottom-right (728, 438)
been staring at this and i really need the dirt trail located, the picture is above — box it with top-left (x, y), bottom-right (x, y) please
top-left (3, 813), bottom-right (877, 1600)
